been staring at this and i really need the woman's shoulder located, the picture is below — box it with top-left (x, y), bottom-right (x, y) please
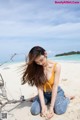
top-left (48, 59), bottom-right (57, 65)
top-left (48, 60), bottom-right (61, 69)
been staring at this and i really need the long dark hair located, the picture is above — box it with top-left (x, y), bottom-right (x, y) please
top-left (22, 46), bottom-right (47, 87)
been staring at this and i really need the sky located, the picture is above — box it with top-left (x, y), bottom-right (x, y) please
top-left (0, 0), bottom-right (80, 62)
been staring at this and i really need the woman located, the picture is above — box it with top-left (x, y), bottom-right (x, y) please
top-left (22, 46), bottom-right (70, 119)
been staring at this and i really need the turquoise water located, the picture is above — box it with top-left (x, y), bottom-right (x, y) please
top-left (49, 54), bottom-right (80, 62)
top-left (0, 39), bottom-right (80, 63)
top-left (0, 54), bottom-right (80, 65)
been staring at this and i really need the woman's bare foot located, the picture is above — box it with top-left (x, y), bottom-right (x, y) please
top-left (65, 94), bottom-right (75, 100)
top-left (69, 96), bottom-right (75, 100)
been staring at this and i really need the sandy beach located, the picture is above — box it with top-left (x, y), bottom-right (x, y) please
top-left (0, 62), bottom-right (80, 120)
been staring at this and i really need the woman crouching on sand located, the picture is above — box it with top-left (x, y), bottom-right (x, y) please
top-left (22, 46), bottom-right (71, 119)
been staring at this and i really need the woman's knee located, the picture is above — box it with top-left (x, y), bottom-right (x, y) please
top-left (54, 105), bottom-right (67, 115)
top-left (30, 107), bottom-right (40, 115)
top-left (30, 100), bottom-right (41, 115)
top-left (54, 97), bottom-right (69, 115)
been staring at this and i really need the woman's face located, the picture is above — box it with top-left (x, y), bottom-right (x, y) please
top-left (34, 55), bottom-right (47, 66)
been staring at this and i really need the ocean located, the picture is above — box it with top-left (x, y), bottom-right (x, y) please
top-left (50, 54), bottom-right (80, 63)
top-left (0, 39), bottom-right (80, 64)
top-left (0, 54), bottom-right (80, 66)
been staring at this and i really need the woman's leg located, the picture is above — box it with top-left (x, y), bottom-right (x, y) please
top-left (54, 86), bottom-right (70, 115)
top-left (30, 94), bottom-right (49, 115)
top-left (30, 96), bottom-right (41, 115)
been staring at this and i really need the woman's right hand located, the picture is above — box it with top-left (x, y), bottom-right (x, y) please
top-left (41, 105), bottom-right (47, 117)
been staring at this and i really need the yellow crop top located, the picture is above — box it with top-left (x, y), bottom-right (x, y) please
top-left (43, 63), bottom-right (57, 92)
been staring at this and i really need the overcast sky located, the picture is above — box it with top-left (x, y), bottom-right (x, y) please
top-left (0, 0), bottom-right (80, 62)
top-left (0, 0), bottom-right (80, 38)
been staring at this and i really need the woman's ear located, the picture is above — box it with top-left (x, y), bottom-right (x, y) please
top-left (44, 52), bottom-right (47, 57)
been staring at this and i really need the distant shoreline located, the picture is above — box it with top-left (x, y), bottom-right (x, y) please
top-left (55, 51), bottom-right (80, 57)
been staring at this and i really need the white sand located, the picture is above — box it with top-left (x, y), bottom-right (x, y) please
top-left (0, 62), bottom-right (80, 120)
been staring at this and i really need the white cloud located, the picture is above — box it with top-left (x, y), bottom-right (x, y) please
top-left (0, 0), bottom-right (80, 39)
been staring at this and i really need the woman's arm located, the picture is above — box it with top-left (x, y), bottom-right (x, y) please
top-left (50, 63), bottom-right (61, 108)
top-left (37, 87), bottom-right (47, 115)
top-left (45, 63), bottom-right (61, 119)
top-left (38, 87), bottom-right (45, 108)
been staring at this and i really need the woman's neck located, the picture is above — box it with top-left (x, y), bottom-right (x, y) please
top-left (43, 60), bottom-right (49, 68)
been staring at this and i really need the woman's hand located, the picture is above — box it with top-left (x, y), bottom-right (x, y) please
top-left (49, 106), bottom-right (54, 114)
top-left (46, 106), bottom-right (54, 119)
top-left (41, 105), bottom-right (48, 117)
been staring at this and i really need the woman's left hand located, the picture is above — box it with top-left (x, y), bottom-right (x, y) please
top-left (46, 106), bottom-right (54, 119)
